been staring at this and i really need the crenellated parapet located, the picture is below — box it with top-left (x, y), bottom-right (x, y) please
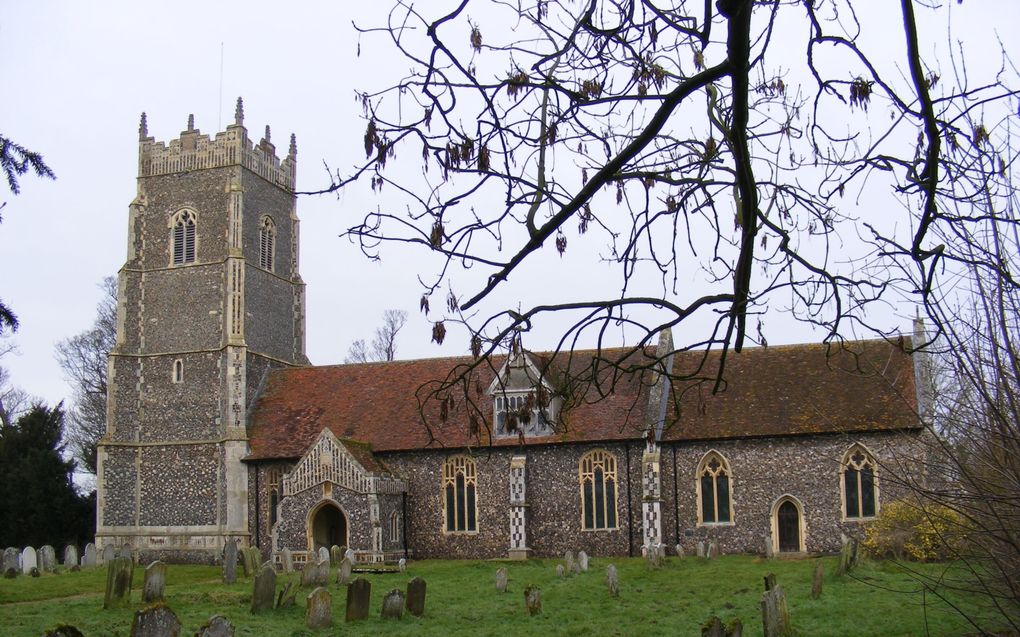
top-left (137, 98), bottom-right (296, 190)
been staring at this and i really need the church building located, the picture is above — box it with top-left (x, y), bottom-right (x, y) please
top-left (95, 108), bottom-right (927, 565)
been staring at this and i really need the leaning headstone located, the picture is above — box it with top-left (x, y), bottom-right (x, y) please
top-left (764, 535), bottom-right (775, 559)
top-left (564, 551), bottom-right (575, 573)
top-left (761, 574), bottom-right (792, 637)
top-left (277, 577), bottom-right (298, 609)
top-left (703, 616), bottom-right (743, 637)
top-left (3, 547), bottom-right (19, 572)
top-left (606, 564), bottom-right (619, 597)
top-left (142, 561), bottom-right (167, 603)
top-left (21, 546), bottom-right (37, 575)
top-left (222, 540), bottom-right (238, 584)
top-left (129, 602), bottom-right (181, 637)
top-left (406, 577), bottom-right (426, 617)
top-left (676, 543), bottom-right (686, 559)
top-left (524, 585), bottom-right (542, 616)
top-left (836, 536), bottom-right (859, 576)
top-left (344, 548), bottom-right (356, 564)
top-left (398, 557), bottom-right (407, 572)
top-left (39, 545), bottom-right (57, 572)
top-left (63, 545), bottom-right (79, 568)
top-left (42, 625), bottom-right (86, 637)
top-left (336, 557), bottom-right (354, 585)
top-left (306, 587), bottom-right (332, 629)
top-left (495, 567), bottom-right (508, 593)
top-left (381, 588), bottom-right (405, 619)
top-left (104, 556), bottom-right (134, 609)
top-left (194, 615), bottom-right (234, 637)
top-left (101, 544), bottom-right (115, 565)
top-left (696, 541), bottom-right (706, 558)
top-left (82, 543), bottom-right (96, 568)
top-left (330, 545), bottom-right (342, 566)
top-left (577, 551), bottom-right (589, 572)
top-left (317, 546), bottom-right (330, 565)
top-left (811, 560), bottom-right (824, 599)
top-left (280, 548), bottom-right (293, 573)
top-left (251, 564), bottom-right (277, 614)
top-left (345, 577), bottom-right (371, 622)
top-left (556, 564), bottom-right (565, 578)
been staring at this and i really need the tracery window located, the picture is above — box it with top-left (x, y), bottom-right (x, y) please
top-left (170, 209), bottom-right (196, 265)
top-left (580, 449), bottom-right (618, 530)
top-left (697, 451), bottom-right (733, 524)
top-left (259, 215), bottom-right (276, 272)
top-left (494, 390), bottom-right (554, 437)
top-left (842, 445), bottom-right (878, 519)
top-left (442, 456), bottom-right (477, 533)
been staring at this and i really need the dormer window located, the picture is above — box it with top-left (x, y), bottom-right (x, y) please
top-left (488, 348), bottom-right (561, 438)
top-left (493, 391), bottom-right (556, 437)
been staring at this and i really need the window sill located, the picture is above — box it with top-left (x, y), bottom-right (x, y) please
top-left (581, 526), bottom-right (619, 532)
top-left (842, 516), bottom-right (877, 523)
top-left (697, 521), bottom-right (735, 528)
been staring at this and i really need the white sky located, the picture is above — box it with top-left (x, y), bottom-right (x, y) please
top-left (0, 1), bottom-right (1017, 407)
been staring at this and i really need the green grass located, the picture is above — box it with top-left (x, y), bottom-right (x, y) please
top-left (0, 556), bottom-right (1008, 636)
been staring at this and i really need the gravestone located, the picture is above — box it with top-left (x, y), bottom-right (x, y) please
top-left (381, 589), bottom-right (405, 619)
top-left (761, 573), bottom-right (792, 637)
top-left (4, 567), bottom-right (17, 578)
top-left (222, 540), bottom-right (238, 584)
top-left (696, 541), bottom-right (706, 558)
top-left (83, 543), bottom-right (96, 567)
top-left (63, 545), bottom-right (79, 568)
top-left (330, 545), bottom-right (342, 566)
top-left (315, 559), bottom-right (330, 586)
top-left (247, 547), bottom-right (262, 575)
top-left (129, 603), bottom-right (181, 637)
top-left (524, 585), bottom-right (542, 616)
top-left (277, 577), bottom-right (298, 609)
top-left (577, 551), bottom-right (589, 572)
top-left (3, 547), bottom-right (18, 572)
top-left (142, 561), bottom-right (167, 603)
top-left (398, 557), bottom-right (406, 572)
top-left (345, 577), bottom-right (371, 621)
top-left (21, 546), bottom-right (37, 575)
top-left (707, 540), bottom-right (719, 560)
top-left (564, 551), bottom-right (575, 573)
top-left (300, 560), bottom-right (316, 587)
top-left (703, 616), bottom-right (743, 637)
top-left (344, 548), bottom-right (356, 564)
top-left (764, 535), bottom-right (775, 559)
top-left (495, 567), bottom-right (508, 593)
top-left (101, 544), bottom-right (115, 565)
top-left (104, 556), bottom-right (134, 609)
top-left (406, 577), bottom-right (426, 617)
top-left (280, 548), bottom-right (293, 573)
top-left (556, 564), bottom-right (565, 578)
top-left (336, 557), bottom-right (354, 585)
top-left (676, 543), bottom-right (685, 559)
top-left (306, 587), bottom-right (332, 629)
top-left (811, 560), bottom-right (824, 599)
top-left (251, 564), bottom-right (277, 614)
top-left (606, 564), bottom-right (619, 597)
top-left (647, 543), bottom-right (664, 569)
top-left (39, 545), bottom-right (57, 572)
top-left (195, 615), bottom-right (234, 637)
top-left (42, 625), bottom-right (85, 637)
top-left (118, 544), bottom-right (134, 564)
top-left (837, 537), bottom-right (860, 576)
top-left (30, 567), bottom-right (40, 577)
top-left (317, 546), bottom-right (330, 565)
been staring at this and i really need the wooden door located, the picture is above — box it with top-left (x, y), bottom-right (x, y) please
top-left (777, 501), bottom-right (800, 552)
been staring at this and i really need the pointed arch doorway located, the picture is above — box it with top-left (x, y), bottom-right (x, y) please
top-left (308, 501), bottom-right (348, 552)
top-left (770, 495), bottom-right (806, 554)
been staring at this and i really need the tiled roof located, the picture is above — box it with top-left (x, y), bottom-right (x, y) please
top-left (245, 338), bottom-right (919, 461)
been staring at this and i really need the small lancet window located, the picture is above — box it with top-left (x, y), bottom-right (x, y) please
top-left (170, 210), bottom-right (197, 265)
top-left (389, 510), bottom-right (400, 543)
top-left (843, 445), bottom-right (878, 519)
top-left (698, 451), bottom-right (733, 524)
top-left (442, 456), bottom-right (477, 533)
top-left (259, 216), bottom-right (276, 272)
top-left (172, 359), bottom-right (184, 384)
top-left (580, 450), bottom-right (618, 530)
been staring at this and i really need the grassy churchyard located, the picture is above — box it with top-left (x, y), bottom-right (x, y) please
top-left (0, 555), bottom-right (1007, 636)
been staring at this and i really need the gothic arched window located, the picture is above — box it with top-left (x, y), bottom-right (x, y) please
top-left (389, 510), bottom-right (400, 543)
top-left (697, 451), bottom-right (733, 524)
top-left (580, 449), bottom-right (618, 530)
top-left (442, 456), bottom-right (477, 533)
top-left (170, 209), bottom-right (196, 265)
top-left (842, 445), bottom-right (878, 519)
top-left (259, 215), bottom-right (276, 272)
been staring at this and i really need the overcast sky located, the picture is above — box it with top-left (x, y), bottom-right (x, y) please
top-left (1, 1), bottom-right (1017, 407)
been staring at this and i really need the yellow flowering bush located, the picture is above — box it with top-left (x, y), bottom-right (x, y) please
top-left (863, 499), bottom-right (965, 562)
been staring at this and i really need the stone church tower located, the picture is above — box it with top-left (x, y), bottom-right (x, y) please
top-left (96, 101), bottom-right (307, 562)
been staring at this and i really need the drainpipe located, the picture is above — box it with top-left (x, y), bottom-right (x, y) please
top-left (625, 442), bottom-right (633, 557)
top-left (402, 491), bottom-right (409, 560)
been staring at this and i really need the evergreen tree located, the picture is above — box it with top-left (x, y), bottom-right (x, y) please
top-left (0, 404), bottom-right (94, 548)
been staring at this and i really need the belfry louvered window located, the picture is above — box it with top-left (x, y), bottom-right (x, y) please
top-left (259, 215), bottom-right (276, 272)
top-left (170, 209), bottom-right (196, 265)
top-left (442, 456), bottom-right (477, 533)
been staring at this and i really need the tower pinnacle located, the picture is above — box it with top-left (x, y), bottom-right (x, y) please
top-left (234, 97), bottom-right (244, 127)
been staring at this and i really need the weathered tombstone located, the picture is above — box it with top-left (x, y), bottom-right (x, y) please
top-left (495, 567), bottom-right (508, 593)
top-left (21, 546), bottom-right (37, 575)
top-left (336, 557), bottom-right (354, 585)
top-left (306, 587), bottom-right (332, 629)
top-left (344, 547), bottom-right (356, 564)
top-left (63, 545), bottom-right (79, 568)
top-left (381, 589), bottom-right (405, 619)
top-left (277, 577), bottom-right (298, 609)
top-left (101, 544), bottom-right (115, 565)
top-left (3, 547), bottom-right (18, 572)
top-left (345, 577), bottom-right (371, 622)
top-left (83, 543), bottom-right (97, 568)
top-left (142, 561), bottom-right (167, 603)
top-left (330, 545), bottom-right (342, 566)
top-left (707, 540), bottom-right (719, 560)
top-left (315, 559), bottom-right (330, 586)
top-left (647, 543), bottom-right (663, 569)
top-left (222, 540), bottom-right (238, 584)
top-left (564, 551), bottom-right (575, 573)
top-left (811, 560), bottom-right (824, 599)
top-left (195, 615), bottom-right (234, 637)
top-left (606, 564), bottom-right (619, 598)
top-left (251, 564), bottom-right (277, 613)
top-left (836, 537), bottom-right (859, 576)
top-left (524, 584), bottom-right (542, 616)
top-left (764, 535), bottom-right (775, 559)
top-left (696, 541), bottom-right (706, 558)
top-left (300, 560), bottom-right (317, 587)
top-left (42, 625), bottom-right (86, 637)
top-left (406, 577), bottom-right (426, 617)
top-left (398, 557), bottom-right (407, 572)
top-left (676, 543), bottom-right (686, 559)
top-left (317, 546), bottom-right (330, 565)
top-left (39, 545), bottom-right (57, 572)
top-left (118, 544), bottom-right (134, 564)
top-left (280, 548), bottom-right (293, 573)
top-left (103, 556), bottom-right (134, 609)
top-left (129, 602), bottom-right (181, 637)
top-left (703, 616), bottom-right (743, 637)
top-left (247, 547), bottom-right (262, 575)
top-left (761, 573), bottom-right (792, 637)
top-left (577, 551), bottom-right (589, 572)
top-left (555, 564), bottom-right (565, 578)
